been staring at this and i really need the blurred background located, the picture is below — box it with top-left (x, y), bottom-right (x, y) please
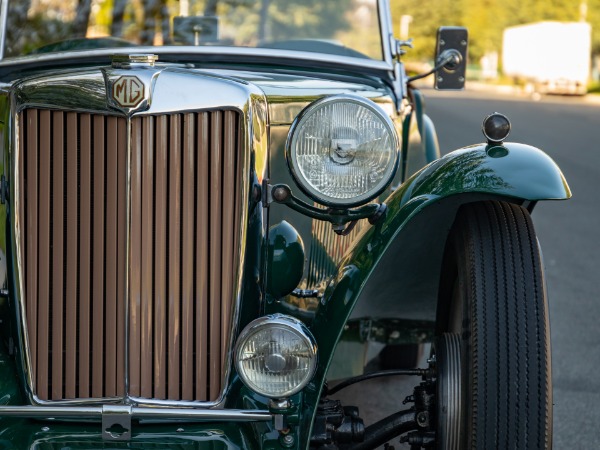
top-left (392, 0), bottom-right (600, 94)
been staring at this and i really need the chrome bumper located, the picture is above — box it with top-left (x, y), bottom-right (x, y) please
top-left (0, 405), bottom-right (272, 441)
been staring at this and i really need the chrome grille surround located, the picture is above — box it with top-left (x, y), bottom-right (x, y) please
top-left (10, 65), bottom-right (268, 407)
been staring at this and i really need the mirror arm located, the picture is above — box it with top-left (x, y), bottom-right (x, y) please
top-left (407, 50), bottom-right (458, 83)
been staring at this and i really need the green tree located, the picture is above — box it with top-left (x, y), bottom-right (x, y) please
top-left (392, 0), bottom-right (597, 63)
top-left (391, 0), bottom-right (464, 60)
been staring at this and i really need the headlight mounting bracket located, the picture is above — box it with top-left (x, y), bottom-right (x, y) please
top-left (263, 181), bottom-right (387, 235)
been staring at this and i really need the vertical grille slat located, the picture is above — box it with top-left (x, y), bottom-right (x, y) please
top-left (91, 115), bottom-right (105, 399)
top-left (209, 111), bottom-right (223, 402)
top-left (37, 110), bottom-right (51, 401)
top-left (21, 108), bottom-right (241, 403)
top-left (129, 118), bottom-right (142, 398)
top-left (105, 115), bottom-right (119, 397)
top-left (153, 116), bottom-right (168, 400)
top-left (65, 112), bottom-right (78, 399)
top-left (78, 113), bottom-right (92, 399)
top-left (167, 114), bottom-right (182, 401)
top-left (181, 113), bottom-right (195, 401)
top-left (140, 116), bottom-right (154, 399)
top-left (195, 112), bottom-right (209, 401)
top-left (50, 111), bottom-right (64, 400)
top-left (116, 118), bottom-right (127, 397)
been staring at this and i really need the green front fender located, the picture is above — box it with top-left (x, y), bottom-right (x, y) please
top-left (299, 141), bottom-right (570, 446)
top-left (401, 141), bottom-right (570, 202)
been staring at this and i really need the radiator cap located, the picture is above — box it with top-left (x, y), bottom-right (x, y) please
top-left (112, 54), bottom-right (158, 69)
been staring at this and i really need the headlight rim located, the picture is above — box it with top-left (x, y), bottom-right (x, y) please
top-left (285, 94), bottom-right (400, 208)
top-left (234, 314), bottom-right (318, 399)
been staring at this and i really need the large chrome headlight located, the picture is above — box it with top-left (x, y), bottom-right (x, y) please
top-left (286, 95), bottom-right (399, 207)
top-left (235, 315), bottom-right (317, 398)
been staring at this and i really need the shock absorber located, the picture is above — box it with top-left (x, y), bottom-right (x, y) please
top-left (400, 382), bottom-right (436, 448)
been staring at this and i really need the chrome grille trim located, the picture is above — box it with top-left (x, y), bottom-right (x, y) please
top-left (11, 68), bottom-right (268, 408)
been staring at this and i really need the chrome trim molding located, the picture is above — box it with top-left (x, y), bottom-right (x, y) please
top-left (0, 46), bottom-right (394, 73)
top-left (0, 0), bottom-right (8, 60)
top-left (124, 115), bottom-right (133, 398)
top-left (379, 0), bottom-right (395, 65)
top-left (0, 405), bottom-right (272, 421)
top-left (10, 66), bottom-right (269, 409)
top-left (10, 93), bottom-right (31, 403)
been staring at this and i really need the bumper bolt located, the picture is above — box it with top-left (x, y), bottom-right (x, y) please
top-left (416, 411), bottom-right (430, 427)
top-left (280, 433), bottom-right (295, 447)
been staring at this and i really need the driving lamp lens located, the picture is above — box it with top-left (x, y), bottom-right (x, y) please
top-left (287, 95), bottom-right (399, 206)
top-left (482, 112), bottom-right (511, 143)
top-left (235, 316), bottom-right (317, 398)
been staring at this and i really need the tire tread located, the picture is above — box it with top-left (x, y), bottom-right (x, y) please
top-left (450, 201), bottom-right (551, 450)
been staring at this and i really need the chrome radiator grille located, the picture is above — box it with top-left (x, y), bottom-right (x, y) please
top-left (19, 108), bottom-right (241, 402)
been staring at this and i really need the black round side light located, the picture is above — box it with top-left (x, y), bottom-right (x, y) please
top-left (482, 112), bottom-right (511, 144)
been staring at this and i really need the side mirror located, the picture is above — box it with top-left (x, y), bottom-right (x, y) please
top-left (434, 26), bottom-right (468, 90)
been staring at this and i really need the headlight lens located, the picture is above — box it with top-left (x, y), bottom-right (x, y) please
top-left (286, 95), bottom-right (399, 207)
top-left (235, 315), bottom-right (317, 398)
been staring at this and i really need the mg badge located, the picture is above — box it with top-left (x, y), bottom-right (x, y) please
top-left (112, 76), bottom-right (145, 108)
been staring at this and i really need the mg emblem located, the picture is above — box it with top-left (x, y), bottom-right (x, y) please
top-left (112, 76), bottom-right (145, 108)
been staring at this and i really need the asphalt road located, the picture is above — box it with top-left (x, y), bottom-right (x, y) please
top-left (429, 88), bottom-right (600, 449)
top-left (334, 87), bottom-right (600, 449)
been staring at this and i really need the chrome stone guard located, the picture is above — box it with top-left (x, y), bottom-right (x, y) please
top-left (0, 406), bottom-right (272, 440)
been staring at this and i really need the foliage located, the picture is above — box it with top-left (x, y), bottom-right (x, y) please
top-left (588, 80), bottom-right (600, 92)
top-left (6, 13), bottom-right (74, 56)
top-left (191, 0), bottom-right (354, 46)
top-left (5, 0), bottom-right (363, 56)
top-left (391, 0), bottom-right (464, 60)
top-left (265, 0), bottom-right (354, 42)
top-left (391, 0), bottom-right (600, 62)
top-left (8, 0), bottom-right (598, 65)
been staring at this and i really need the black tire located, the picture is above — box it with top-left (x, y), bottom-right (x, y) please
top-left (437, 201), bottom-right (552, 450)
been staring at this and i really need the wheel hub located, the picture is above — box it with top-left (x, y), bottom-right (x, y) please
top-left (435, 333), bottom-right (462, 450)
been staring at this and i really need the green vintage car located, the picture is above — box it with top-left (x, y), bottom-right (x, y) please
top-left (0, 0), bottom-right (569, 448)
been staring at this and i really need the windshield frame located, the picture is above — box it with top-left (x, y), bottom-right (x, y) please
top-left (0, 0), bottom-right (395, 72)
top-left (0, 0), bottom-right (7, 60)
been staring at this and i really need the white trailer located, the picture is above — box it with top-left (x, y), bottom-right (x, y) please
top-left (503, 21), bottom-right (591, 95)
